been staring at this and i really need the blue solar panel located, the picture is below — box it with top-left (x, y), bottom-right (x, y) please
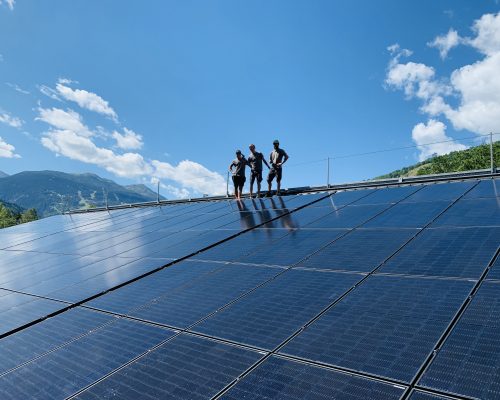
top-left (353, 185), bottom-right (420, 205)
top-left (487, 253), bottom-right (500, 281)
top-left (464, 178), bottom-right (500, 199)
top-left (432, 198), bottom-right (500, 227)
top-left (419, 282), bottom-right (500, 398)
top-left (74, 334), bottom-right (262, 400)
top-left (305, 204), bottom-right (391, 229)
top-left (280, 275), bottom-right (472, 382)
top-left (0, 316), bottom-right (174, 399)
top-left (402, 181), bottom-right (476, 202)
top-left (408, 390), bottom-right (453, 399)
top-left (0, 289), bottom-right (67, 336)
top-left (89, 263), bottom-right (280, 329)
top-left (220, 356), bottom-right (405, 400)
top-left (379, 227), bottom-right (500, 279)
top-left (193, 269), bottom-right (360, 349)
top-left (296, 228), bottom-right (417, 272)
top-left (326, 188), bottom-right (378, 207)
top-left (236, 229), bottom-right (348, 267)
top-left (0, 308), bottom-right (113, 375)
top-left (363, 201), bottom-right (452, 228)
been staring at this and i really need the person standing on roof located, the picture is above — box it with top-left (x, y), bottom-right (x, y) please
top-left (247, 144), bottom-right (270, 198)
top-left (267, 139), bottom-right (289, 196)
top-left (229, 149), bottom-right (247, 200)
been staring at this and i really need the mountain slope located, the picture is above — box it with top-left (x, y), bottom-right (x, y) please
top-left (0, 171), bottom-right (9, 178)
top-left (0, 171), bottom-right (164, 217)
top-left (376, 142), bottom-right (500, 179)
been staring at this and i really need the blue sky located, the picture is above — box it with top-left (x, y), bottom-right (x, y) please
top-left (0, 1), bottom-right (499, 197)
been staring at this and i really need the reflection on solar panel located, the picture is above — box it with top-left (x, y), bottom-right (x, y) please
top-left (0, 177), bottom-right (498, 399)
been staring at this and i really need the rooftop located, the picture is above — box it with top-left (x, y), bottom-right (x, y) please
top-left (0, 171), bottom-right (499, 399)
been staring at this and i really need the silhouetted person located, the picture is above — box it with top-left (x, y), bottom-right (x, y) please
top-left (229, 149), bottom-right (247, 200)
top-left (247, 144), bottom-right (270, 198)
top-left (267, 139), bottom-right (289, 196)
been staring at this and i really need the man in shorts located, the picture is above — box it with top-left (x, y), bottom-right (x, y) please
top-left (247, 144), bottom-right (270, 198)
top-left (267, 139), bottom-right (289, 196)
top-left (229, 149), bottom-right (247, 200)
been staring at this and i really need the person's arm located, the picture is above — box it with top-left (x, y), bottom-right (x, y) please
top-left (278, 151), bottom-right (289, 167)
top-left (261, 153), bottom-right (271, 169)
top-left (229, 161), bottom-right (235, 172)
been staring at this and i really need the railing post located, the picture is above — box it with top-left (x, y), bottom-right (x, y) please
top-left (157, 180), bottom-right (160, 204)
top-left (490, 132), bottom-right (495, 173)
top-left (226, 171), bottom-right (230, 197)
top-left (327, 157), bottom-right (330, 188)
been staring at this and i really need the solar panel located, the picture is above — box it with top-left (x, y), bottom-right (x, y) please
top-left (280, 275), bottom-right (472, 382)
top-left (1, 179), bottom-right (499, 399)
top-left (363, 201), bottom-right (452, 228)
top-left (418, 282), bottom-right (500, 399)
top-left (74, 334), bottom-right (262, 400)
top-left (305, 204), bottom-right (391, 229)
top-left (0, 314), bottom-right (175, 399)
top-left (408, 390), bottom-right (454, 399)
top-left (379, 227), bottom-right (500, 279)
top-left (0, 289), bottom-right (67, 336)
top-left (352, 185), bottom-right (421, 205)
top-left (192, 269), bottom-right (360, 349)
top-left (220, 356), bottom-right (405, 400)
top-left (464, 178), bottom-right (500, 199)
top-left (432, 198), bottom-right (500, 227)
top-left (88, 263), bottom-right (280, 329)
top-left (401, 180), bottom-right (476, 202)
top-left (296, 228), bottom-right (417, 272)
top-left (235, 229), bottom-right (348, 267)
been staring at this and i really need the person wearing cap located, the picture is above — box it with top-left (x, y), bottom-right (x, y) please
top-left (267, 139), bottom-right (289, 196)
top-left (229, 150), bottom-right (247, 200)
top-left (247, 144), bottom-right (270, 198)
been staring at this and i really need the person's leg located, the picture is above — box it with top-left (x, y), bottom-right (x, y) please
top-left (256, 171), bottom-right (262, 197)
top-left (267, 171), bottom-right (274, 195)
top-left (249, 172), bottom-right (255, 198)
top-left (232, 176), bottom-right (238, 198)
top-left (276, 169), bottom-right (282, 195)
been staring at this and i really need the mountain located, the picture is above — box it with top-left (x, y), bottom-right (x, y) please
top-left (0, 171), bottom-right (165, 217)
top-left (0, 171), bottom-right (9, 178)
top-left (376, 141), bottom-right (500, 179)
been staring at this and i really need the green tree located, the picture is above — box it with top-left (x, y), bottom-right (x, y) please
top-left (20, 208), bottom-right (38, 224)
top-left (0, 204), bottom-right (18, 229)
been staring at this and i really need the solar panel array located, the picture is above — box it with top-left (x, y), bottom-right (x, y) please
top-left (0, 177), bottom-right (498, 399)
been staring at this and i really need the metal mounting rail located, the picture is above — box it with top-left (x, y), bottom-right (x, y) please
top-left (65, 169), bottom-right (500, 215)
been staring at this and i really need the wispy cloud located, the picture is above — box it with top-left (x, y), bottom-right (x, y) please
top-left (386, 12), bottom-right (500, 159)
top-left (6, 82), bottom-right (30, 95)
top-left (38, 84), bottom-right (62, 101)
top-left (0, 110), bottom-right (24, 128)
top-left (0, 136), bottom-right (20, 158)
top-left (0, 0), bottom-right (15, 11)
top-left (428, 29), bottom-right (462, 59)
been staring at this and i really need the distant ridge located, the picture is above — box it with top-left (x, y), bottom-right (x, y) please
top-left (376, 142), bottom-right (500, 179)
top-left (0, 171), bottom-right (9, 178)
top-left (0, 170), bottom-right (165, 217)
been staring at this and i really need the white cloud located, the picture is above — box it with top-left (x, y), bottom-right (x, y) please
top-left (412, 120), bottom-right (467, 161)
top-left (38, 84), bottom-right (62, 101)
top-left (0, 0), bottom-right (15, 10)
top-left (428, 29), bottom-right (461, 59)
top-left (41, 129), bottom-right (153, 178)
top-left (162, 183), bottom-right (191, 199)
top-left (6, 83), bottom-right (30, 95)
top-left (0, 136), bottom-right (20, 158)
top-left (55, 79), bottom-right (118, 121)
top-left (112, 128), bottom-right (143, 150)
top-left (37, 106), bottom-right (225, 196)
top-left (152, 160), bottom-right (226, 196)
top-left (0, 111), bottom-right (23, 128)
top-left (37, 107), bottom-right (94, 137)
top-left (386, 12), bottom-right (500, 159)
